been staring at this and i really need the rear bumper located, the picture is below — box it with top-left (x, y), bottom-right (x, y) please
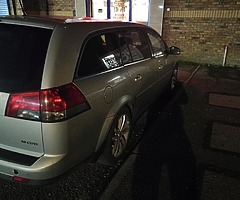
top-left (0, 153), bottom-right (67, 185)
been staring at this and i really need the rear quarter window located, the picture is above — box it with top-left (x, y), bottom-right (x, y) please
top-left (0, 24), bottom-right (52, 93)
top-left (77, 32), bottom-right (121, 77)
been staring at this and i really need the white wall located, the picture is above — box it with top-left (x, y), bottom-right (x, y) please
top-left (148, 0), bottom-right (164, 35)
top-left (75, 0), bottom-right (86, 17)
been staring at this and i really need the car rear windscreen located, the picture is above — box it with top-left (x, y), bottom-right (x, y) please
top-left (0, 23), bottom-right (52, 93)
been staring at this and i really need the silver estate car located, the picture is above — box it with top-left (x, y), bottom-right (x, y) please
top-left (0, 15), bottom-right (180, 184)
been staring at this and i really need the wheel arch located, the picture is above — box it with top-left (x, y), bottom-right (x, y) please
top-left (94, 95), bottom-right (134, 153)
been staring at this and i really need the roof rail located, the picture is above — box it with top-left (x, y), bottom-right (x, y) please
top-left (65, 17), bottom-right (123, 23)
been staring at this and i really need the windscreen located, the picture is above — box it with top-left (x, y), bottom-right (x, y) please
top-left (0, 23), bottom-right (52, 93)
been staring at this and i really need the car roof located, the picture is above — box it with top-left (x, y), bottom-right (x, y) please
top-left (0, 15), bottom-right (148, 30)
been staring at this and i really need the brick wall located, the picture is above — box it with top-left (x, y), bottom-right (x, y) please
top-left (8, 0), bottom-right (23, 15)
top-left (22, 0), bottom-right (41, 15)
top-left (162, 0), bottom-right (240, 67)
top-left (47, 0), bottom-right (75, 16)
top-left (21, 0), bottom-right (75, 16)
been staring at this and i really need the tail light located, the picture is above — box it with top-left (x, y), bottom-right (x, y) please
top-left (6, 83), bottom-right (90, 122)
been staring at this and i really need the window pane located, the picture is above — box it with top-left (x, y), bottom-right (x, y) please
top-left (121, 29), bottom-right (151, 62)
top-left (0, 24), bottom-right (52, 93)
top-left (99, 33), bottom-right (121, 69)
top-left (147, 30), bottom-right (166, 56)
top-left (78, 32), bottom-right (121, 77)
top-left (118, 32), bottom-right (132, 64)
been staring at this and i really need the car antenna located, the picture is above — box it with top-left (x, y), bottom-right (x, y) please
top-left (18, 0), bottom-right (27, 16)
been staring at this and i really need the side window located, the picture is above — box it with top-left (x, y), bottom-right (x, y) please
top-left (78, 32), bottom-right (121, 77)
top-left (146, 29), bottom-right (167, 57)
top-left (118, 32), bottom-right (132, 64)
top-left (118, 29), bottom-right (151, 64)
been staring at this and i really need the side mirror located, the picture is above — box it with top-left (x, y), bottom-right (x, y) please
top-left (169, 46), bottom-right (181, 55)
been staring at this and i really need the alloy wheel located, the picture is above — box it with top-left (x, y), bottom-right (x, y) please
top-left (111, 113), bottom-right (130, 158)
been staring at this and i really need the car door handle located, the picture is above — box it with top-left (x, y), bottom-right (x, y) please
top-left (158, 60), bottom-right (164, 70)
top-left (134, 74), bottom-right (142, 82)
top-left (159, 64), bottom-right (164, 70)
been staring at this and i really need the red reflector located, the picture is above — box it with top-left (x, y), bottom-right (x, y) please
top-left (13, 176), bottom-right (30, 183)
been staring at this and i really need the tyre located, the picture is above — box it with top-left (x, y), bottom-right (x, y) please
top-left (99, 107), bottom-right (132, 165)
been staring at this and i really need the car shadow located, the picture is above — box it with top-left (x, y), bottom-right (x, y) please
top-left (131, 85), bottom-right (198, 200)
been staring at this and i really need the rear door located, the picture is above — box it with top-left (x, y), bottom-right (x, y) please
top-left (0, 22), bottom-right (52, 158)
top-left (118, 28), bottom-right (156, 114)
